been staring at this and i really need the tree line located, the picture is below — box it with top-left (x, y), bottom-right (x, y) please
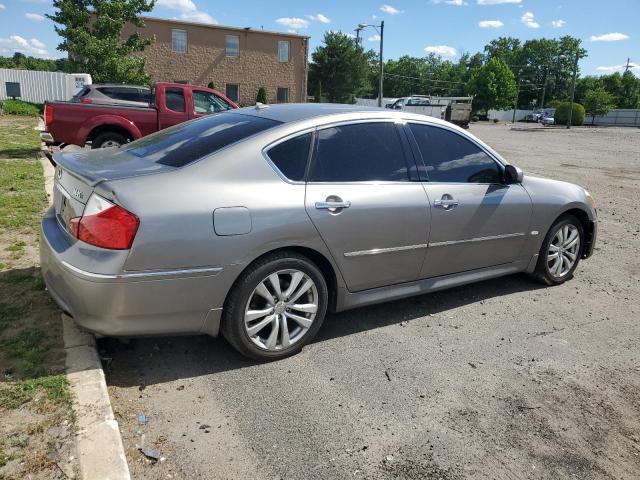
top-left (308, 32), bottom-right (640, 115)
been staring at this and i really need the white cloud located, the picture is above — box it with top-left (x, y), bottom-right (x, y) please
top-left (596, 63), bottom-right (639, 72)
top-left (275, 17), bottom-right (310, 30)
top-left (380, 4), bottom-right (402, 15)
top-left (479, 20), bottom-right (503, 28)
top-left (551, 19), bottom-right (566, 28)
top-left (0, 35), bottom-right (48, 56)
top-left (478, 0), bottom-right (521, 4)
top-left (590, 32), bottom-right (629, 42)
top-left (155, 0), bottom-right (217, 24)
top-left (25, 12), bottom-right (44, 21)
top-left (424, 45), bottom-right (457, 58)
top-left (521, 11), bottom-right (539, 28)
top-left (433, 0), bottom-right (467, 5)
top-left (0, 4), bottom-right (6, 10)
top-left (306, 13), bottom-right (330, 23)
top-left (368, 34), bottom-right (381, 42)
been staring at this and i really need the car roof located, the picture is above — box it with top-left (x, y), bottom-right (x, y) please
top-left (228, 103), bottom-right (451, 126)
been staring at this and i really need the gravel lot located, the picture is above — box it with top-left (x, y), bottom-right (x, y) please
top-left (103, 123), bottom-right (640, 479)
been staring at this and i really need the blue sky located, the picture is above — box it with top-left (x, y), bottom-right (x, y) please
top-left (0, 0), bottom-right (638, 76)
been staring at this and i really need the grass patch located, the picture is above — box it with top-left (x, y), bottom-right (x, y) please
top-left (1, 99), bottom-right (43, 117)
top-left (0, 375), bottom-right (70, 410)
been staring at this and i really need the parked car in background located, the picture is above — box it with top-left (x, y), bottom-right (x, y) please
top-left (41, 82), bottom-right (237, 149)
top-left (40, 104), bottom-right (597, 361)
top-left (70, 84), bottom-right (151, 107)
top-left (541, 115), bottom-right (556, 126)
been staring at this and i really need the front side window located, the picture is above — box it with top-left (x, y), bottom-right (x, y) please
top-left (225, 35), bottom-right (239, 57)
top-left (276, 87), bottom-right (289, 103)
top-left (165, 88), bottom-right (185, 112)
top-left (409, 123), bottom-right (501, 183)
top-left (193, 90), bottom-right (233, 114)
top-left (172, 29), bottom-right (187, 53)
top-left (278, 40), bottom-right (289, 63)
top-left (120, 113), bottom-right (281, 167)
top-left (267, 133), bottom-right (311, 181)
top-left (225, 84), bottom-right (239, 103)
top-left (310, 123), bottom-right (409, 183)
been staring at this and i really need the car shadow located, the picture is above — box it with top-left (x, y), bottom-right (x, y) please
top-left (101, 272), bottom-right (545, 388)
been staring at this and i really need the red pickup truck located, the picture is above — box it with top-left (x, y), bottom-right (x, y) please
top-left (41, 82), bottom-right (237, 149)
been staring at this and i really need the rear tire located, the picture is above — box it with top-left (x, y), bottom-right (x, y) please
top-left (532, 214), bottom-right (583, 286)
top-left (222, 251), bottom-right (328, 361)
top-left (92, 132), bottom-right (127, 149)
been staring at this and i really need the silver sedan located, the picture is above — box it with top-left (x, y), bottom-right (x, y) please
top-left (40, 104), bottom-right (597, 360)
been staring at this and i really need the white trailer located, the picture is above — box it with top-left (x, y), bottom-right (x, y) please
top-left (0, 68), bottom-right (92, 104)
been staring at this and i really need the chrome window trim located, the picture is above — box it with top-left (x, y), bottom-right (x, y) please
top-left (343, 232), bottom-right (526, 257)
top-left (61, 261), bottom-right (223, 282)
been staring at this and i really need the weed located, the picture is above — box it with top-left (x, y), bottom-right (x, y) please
top-left (0, 375), bottom-right (71, 409)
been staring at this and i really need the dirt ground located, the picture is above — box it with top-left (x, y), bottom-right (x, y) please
top-left (102, 123), bottom-right (640, 479)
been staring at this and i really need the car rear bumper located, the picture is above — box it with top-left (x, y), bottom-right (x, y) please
top-left (40, 210), bottom-right (230, 337)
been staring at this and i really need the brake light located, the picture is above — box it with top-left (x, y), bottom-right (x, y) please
top-left (68, 193), bottom-right (139, 250)
top-left (81, 98), bottom-right (93, 104)
top-left (44, 104), bottom-right (53, 125)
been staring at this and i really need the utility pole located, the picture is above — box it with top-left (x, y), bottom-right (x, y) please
top-left (624, 57), bottom-right (631, 72)
top-left (378, 21), bottom-right (385, 108)
top-left (512, 74), bottom-right (522, 124)
top-left (540, 65), bottom-right (548, 110)
top-left (566, 52), bottom-right (579, 129)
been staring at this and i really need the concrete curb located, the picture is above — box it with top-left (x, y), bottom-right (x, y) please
top-left (63, 316), bottom-right (131, 480)
top-left (39, 140), bottom-right (131, 480)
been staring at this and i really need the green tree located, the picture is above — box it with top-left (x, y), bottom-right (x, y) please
top-left (583, 88), bottom-right (615, 124)
top-left (468, 58), bottom-right (516, 112)
top-left (308, 32), bottom-right (371, 103)
top-left (47, 0), bottom-right (155, 84)
top-left (620, 70), bottom-right (640, 108)
top-left (256, 87), bottom-right (268, 104)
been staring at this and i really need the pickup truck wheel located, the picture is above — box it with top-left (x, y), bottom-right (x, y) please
top-left (92, 132), bottom-right (127, 149)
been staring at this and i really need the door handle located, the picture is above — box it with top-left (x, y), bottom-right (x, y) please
top-left (434, 195), bottom-right (459, 210)
top-left (315, 200), bottom-right (351, 210)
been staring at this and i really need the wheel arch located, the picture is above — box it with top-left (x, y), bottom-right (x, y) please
top-left (87, 124), bottom-right (135, 145)
top-left (223, 246), bottom-right (341, 314)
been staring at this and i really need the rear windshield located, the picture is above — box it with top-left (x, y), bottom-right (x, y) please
top-left (121, 113), bottom-right (281, 167)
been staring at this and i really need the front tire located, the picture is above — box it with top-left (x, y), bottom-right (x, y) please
top-left (532, 215), bottom-right (583, 285)
top-left (222, 252), bottom-right (328, 361)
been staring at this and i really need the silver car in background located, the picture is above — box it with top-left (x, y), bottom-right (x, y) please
top-left (40, 104), bottom-right (597, 361)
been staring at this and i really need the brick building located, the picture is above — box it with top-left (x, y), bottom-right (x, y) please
top-left (123, 17), bottom-right (309, 105)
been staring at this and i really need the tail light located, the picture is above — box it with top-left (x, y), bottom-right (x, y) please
top-left (68, 193), bottom-right (139, 250)
top-left (44, 104), bottom-right (53, 126)
top-left (80, 98), bottom-right (93, 104)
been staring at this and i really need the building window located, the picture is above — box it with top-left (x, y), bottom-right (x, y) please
top-left (225, 35), bottom-right (239, 57)
top-left (225, 84), bottom-right (239, 103)
top-left (276, 87), bottom-right (289, 103)
top-left (172, 29), bottom-right (187, 53)
top-left (278, 40), bottom-right (289, 63)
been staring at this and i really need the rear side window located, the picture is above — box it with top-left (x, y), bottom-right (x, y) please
top-left (267, 133), bottom-right (311, 181)
top-left (165, 88), bottom-right (185, 112)
top-left (121, 113), bottom-right (281, 167)
top-left (309, 123), bottom-right (409, 182)
top-left (409, 124), bottom-right (501, 184)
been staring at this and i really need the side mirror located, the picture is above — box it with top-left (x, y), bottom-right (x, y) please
top-left (504, 164), bottom-right (524, 184)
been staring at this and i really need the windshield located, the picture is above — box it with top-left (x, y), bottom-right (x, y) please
top-left (120, 113), bottom-right (281, 167)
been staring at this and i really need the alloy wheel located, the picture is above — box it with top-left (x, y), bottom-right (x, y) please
top-left (547, 224), bottom-right (580, 278)
top-left (244, 269), bottom-right (318, 351)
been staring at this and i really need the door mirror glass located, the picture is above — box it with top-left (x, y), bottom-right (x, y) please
top-left (504, 164), bottom-right (524, 184)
